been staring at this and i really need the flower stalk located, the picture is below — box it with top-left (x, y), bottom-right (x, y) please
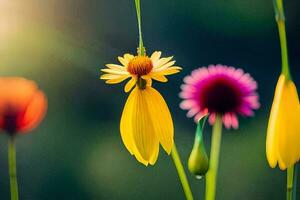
top-left (273, 0), bottom-right (290, 80)
top-left (205, 115), bottom-right (223, 200)
top-left (8, 135), bottom-right (19, 200)
top-left (286, 164), bottom-right (298, 200)
top-left (287, 166), bottom-right (294, 200)
top-left (171, 144), bottom-right (194, 200)
top-left (134, 0), bottom-right (146, 56)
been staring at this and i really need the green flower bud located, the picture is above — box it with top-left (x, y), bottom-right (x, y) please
top-left (188, 116), bottom-right (209, 178)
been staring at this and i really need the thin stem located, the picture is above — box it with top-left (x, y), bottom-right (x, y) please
top-left (205, 115), bottom-right (223, 200)
top-left (171, 143), bottom-right (194, 200)
top-left (8, 135), bottom-right (19, 200)
top-left (134, 0), bottom-right (145, 55)
top-left (273, 0), bottom-right (291, 80)
top-left (287, 166), bottom-right (294, 200)
top-left (292, 164), bottom-right (298, 200)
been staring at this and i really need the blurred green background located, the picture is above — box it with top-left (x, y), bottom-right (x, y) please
top-left (0, 0), bottom-right (300, 199)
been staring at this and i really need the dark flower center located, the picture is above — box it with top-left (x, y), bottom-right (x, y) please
top-left (1, 106), bottom-right (24, 134)
top-left (199, 77), bottom-right (242, 114)
top-left (2, 111), bottom-right (19, 134)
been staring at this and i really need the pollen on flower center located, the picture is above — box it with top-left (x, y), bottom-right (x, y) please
top-left (127, 56), bottom-right (153, 76)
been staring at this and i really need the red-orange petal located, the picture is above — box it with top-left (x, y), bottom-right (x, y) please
top-left (0, 78), bottom-right (38, 111)
top-left (19, 91), bottom-right (47, 133)
top-left (0, 77), bottom-right (47, 134)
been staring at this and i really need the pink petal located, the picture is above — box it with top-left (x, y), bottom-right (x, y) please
top-left (231, 113), bottom-right (239, 129)
top-left (208, 113), bottom-right (216, 125)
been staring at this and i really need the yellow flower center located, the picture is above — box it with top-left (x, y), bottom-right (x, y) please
top-left (127, 56), bottom-right (153, 76)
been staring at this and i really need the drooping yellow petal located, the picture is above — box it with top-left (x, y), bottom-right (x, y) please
top-left (119, 86), bottom-right (173, 165)
top-left (266, 74), bottom-right (300, 170)
top-left (149, 141), bottom-right (160, 165)
top-left (120, 89), bottom-right (148, 165)
top-left (145, 87), bottom-right (174, 154)
top-left (124, 77), bottom-right (137, 93)
top-left (131, 88), bottom-right (158, 161)
top-left (120, 90), bottom-right (136, 155)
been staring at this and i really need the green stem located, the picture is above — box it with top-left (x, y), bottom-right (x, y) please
top-left (292, 164), bottom-right (298, 200)
top-left (134, 0), bottom-right (145, 55)
top-left (273, 0), bottom-right (291, 80)
top-left (287, 166), bottom-right (294, 200)
top-left (171, 143), bottom-right (194, 200)
top-left (8, 135), bottom-right (19, 200)
top-left (205, 115), bottom-right (223, 200)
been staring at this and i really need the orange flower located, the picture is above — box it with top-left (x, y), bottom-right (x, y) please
top-left (0, 77), bottom-right (47, 134)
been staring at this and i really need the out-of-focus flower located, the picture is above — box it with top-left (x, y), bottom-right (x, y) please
top-left (180, 65), bottom-right (260, 129)
top-left (266, 74), bottom-right (300, 170)
top-left (0, 77), bottom-right (47, 134)
top-left (100, 51), bottom-right (181, 166)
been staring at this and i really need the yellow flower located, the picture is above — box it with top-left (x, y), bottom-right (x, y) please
top-left (101, 51), bottom-right (181, 92)
top-left (100, 51), bottom-right (181, 165)
top-left (266, 74), bottom-right (300, 170)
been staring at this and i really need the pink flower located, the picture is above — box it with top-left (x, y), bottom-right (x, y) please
top-left (180, 65), bottom-right (260, 129)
